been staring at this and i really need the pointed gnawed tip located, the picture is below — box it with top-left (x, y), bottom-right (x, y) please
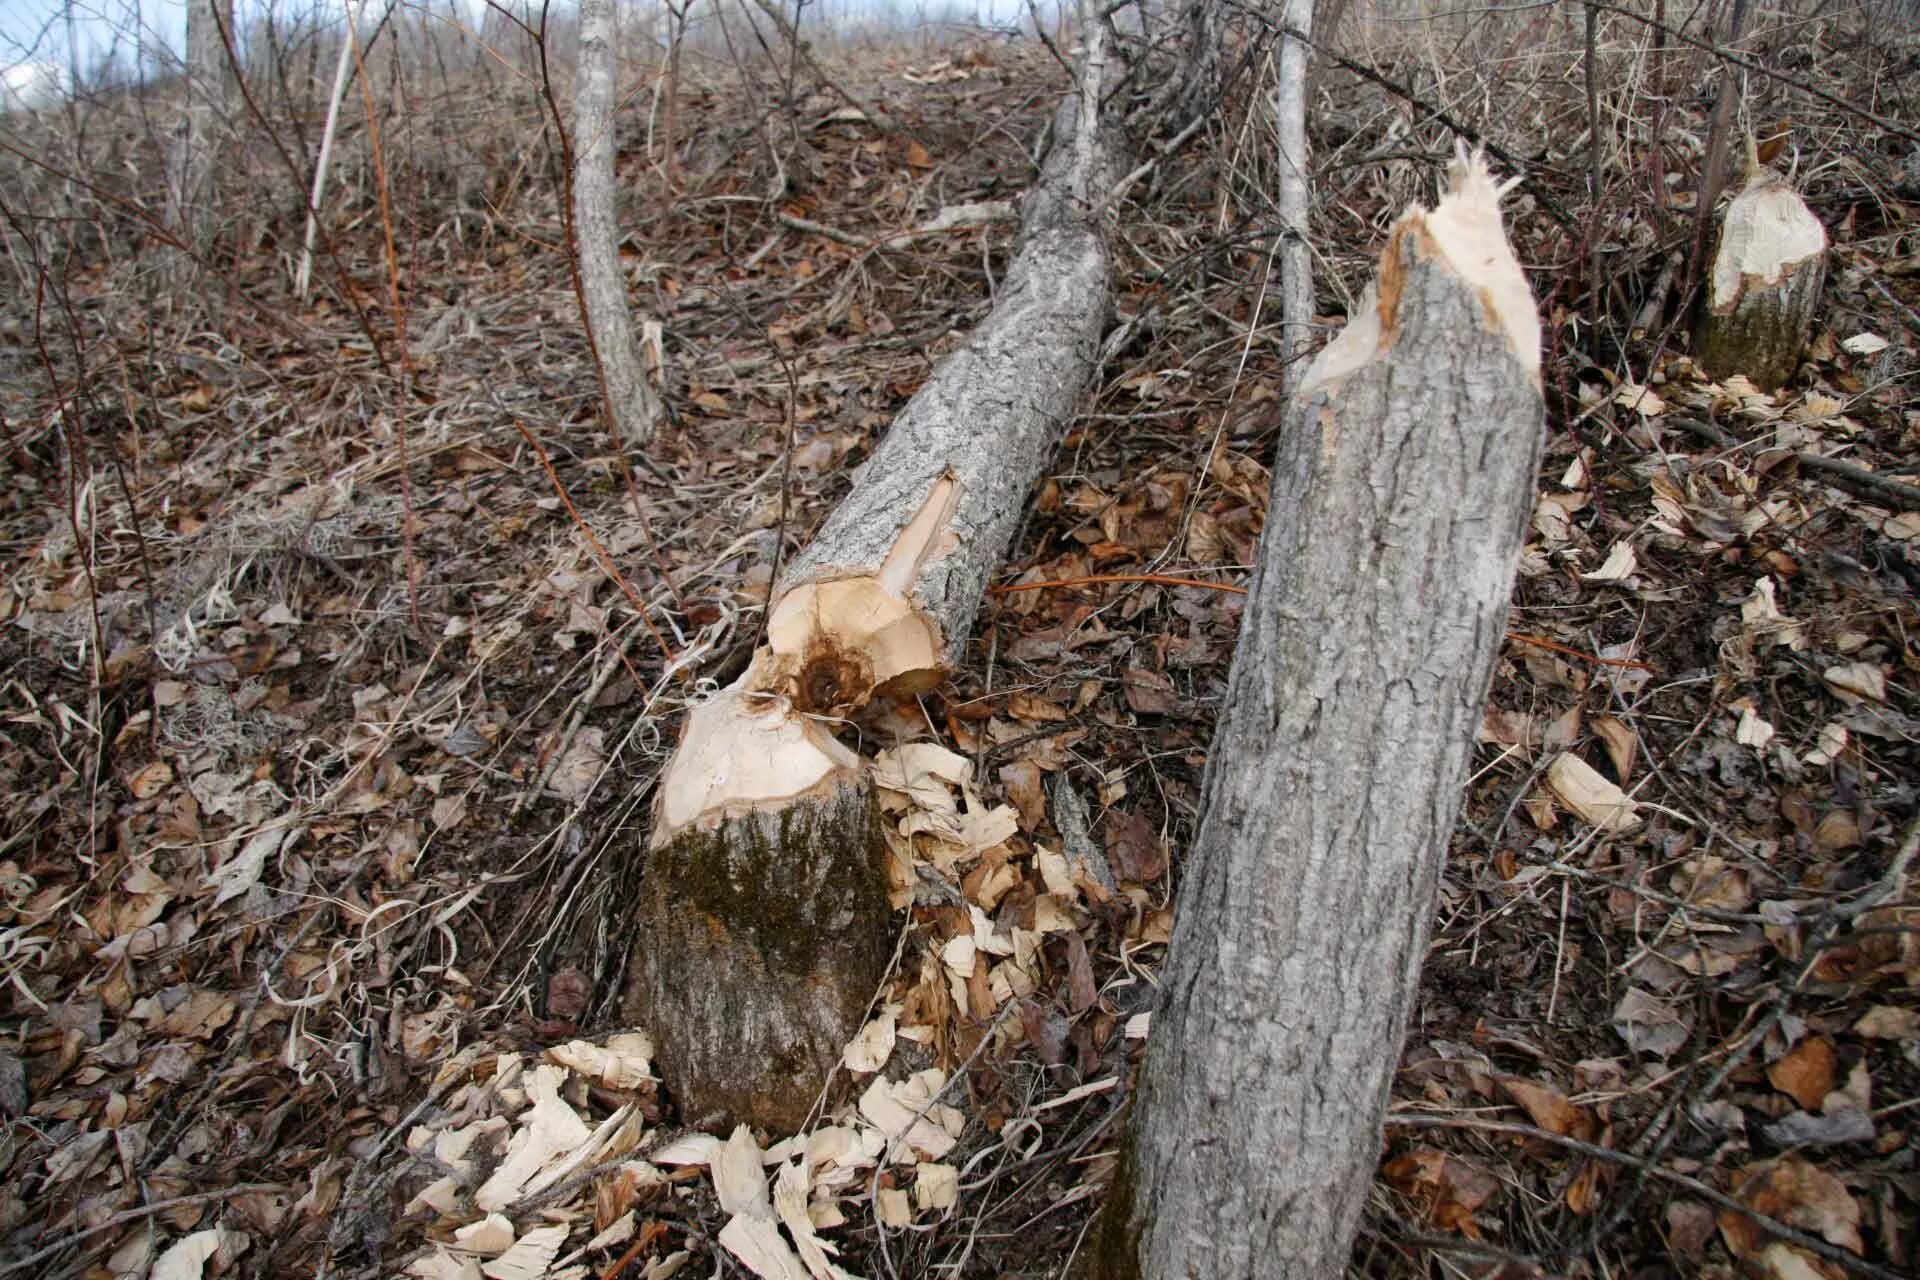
top-left (1422, 147), bottom-right (1541, 383)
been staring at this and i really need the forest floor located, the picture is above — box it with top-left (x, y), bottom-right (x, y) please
top-left (2, 9), bottom-right (1918, 1280)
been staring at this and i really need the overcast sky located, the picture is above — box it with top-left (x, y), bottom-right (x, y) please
top-left (2, 0), bottom-right (189, 76)
top-left (1, 0), bottom-right (1044, 82)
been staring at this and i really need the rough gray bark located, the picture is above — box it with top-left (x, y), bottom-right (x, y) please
top-left (625, 37), bottom-right (1128, 1132)
top-left (574, 0), bottom-right (661, 447)
top-left (166, 0), bottom-right (235, 295)
top-left (775, 103), bottom-right (1124, 672)
top-left (1695, 170), bottom-right (1827, 392)
top-left (1089, 153), bottom-right (1544, 1278)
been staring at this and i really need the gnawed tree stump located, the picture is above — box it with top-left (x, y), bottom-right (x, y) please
top-left (1090, 150), bottom-right (1544, 1278)
top-left (625, 51), bottom-right (1127, 1131)
top-left (1695, 169), bottom-right (1827, 391)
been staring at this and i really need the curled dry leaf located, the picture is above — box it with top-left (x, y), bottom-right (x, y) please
top-left (1590, 715), bottom-right (1637, 781)
top-left (1545, 752), bottom-right (1640, 833)
top-left (1580, 541), bottom-right (1638, 582)
top-left (1498, 1076), bottom-right (1591, 1140)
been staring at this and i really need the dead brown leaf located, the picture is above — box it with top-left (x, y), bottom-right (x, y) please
top-left (1590, 715), bottom-right (1637, 781)
top-left (1767, 1034), bottom-right (1838, 1110)
top-left (1103, 809), bottom-right (1166, 884)
top-left (1719, 1156), bottom-right (1863, 1260)
top-left (1381, 1147), bottom-right (1500, 1238)
top-left (1121, 668), bottom-right (1177, 716)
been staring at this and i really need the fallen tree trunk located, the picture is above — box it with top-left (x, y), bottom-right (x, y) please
top-left (624, 36), bottom-right (1127, 1132)
top-left (1088, 150), bottom-right (1545, 1277)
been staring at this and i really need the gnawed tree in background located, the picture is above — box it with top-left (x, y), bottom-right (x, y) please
top-left (166, 0), bottom-right (236, 295)
top-left (1695, 168), bottom-right (1827, 391)
top-left (1088, 150), bottom-right (1544, 1277)
top-left (623, 20), bottom-right (1129, 1132)
top-left (574, 0), bottom-right (662, 447)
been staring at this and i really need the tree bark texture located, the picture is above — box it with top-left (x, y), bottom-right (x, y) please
top-left (1273, 0), bottom-right (1314, 392)
top-left (574, 0), bottom-right (662, 447)
top-left (625, 58), bottom-right (1128, 1132)
top-left (166, 0), bottom-right (235, 295)
top-left (1694, 170), bottom-right (1827, 392)
top-left (1089, 152), bottom-right (1544, 1278)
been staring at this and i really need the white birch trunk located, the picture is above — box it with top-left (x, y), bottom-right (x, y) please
top-left (574, 0), bottom-right (661, 448)
top-left (166, 0), bottom-right (235, 295)
top-left (1088, 151), bottom-right (1544, 1278)
top-left (624, 32), bottom-right (1127, 1131)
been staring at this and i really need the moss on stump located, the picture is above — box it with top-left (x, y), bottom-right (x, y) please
top-left (623, 773), bottom-right (891, 1131)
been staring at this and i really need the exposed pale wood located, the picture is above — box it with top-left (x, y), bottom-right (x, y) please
top-left (1695, 169), bottom-right (1827, 391)
top-left (1089, 152), bottom-right (1544, 1278)
top-left (625, 53), bottom-right (1128, 1130)
top-left (574, 0), bottom-right (662, 447)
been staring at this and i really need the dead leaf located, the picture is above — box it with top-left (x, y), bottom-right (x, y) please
top-left (1121, 668), bottom-right (1177, 715)
top-left (1612, 987), bottom-right (1690, 1058)
top-left (997, 759), bottom-right (1047, 831)
top-left (1008, 691), bottom-right (1070, 723)
top-left (1719, 1156), bottom-right (1862, 1260)
top-left (1822, 662), bottom-right (1886, 702)
top-left (1767, 1035), bottom-right (1837, 1110)
top-left (152, 1228), bottom-right (247, 1280)
top-left (1498, 1077), bottom-right (1588, 1138)
top-left (1580, 541), bottom-right (1638, 582)
top-left (1590, 716), bottom-right (1637, 781)
top-left (1381, 1147), bottom-right (1500, 1237)
top-left (129, 760), bottom-right (174, 799)
top-left (1103, 808), bottom-right (1166, 883)
top-left (1546, 753), bottom-right (1641, 832)
top-left (1853, 1006), bottom-right (1920, 1040)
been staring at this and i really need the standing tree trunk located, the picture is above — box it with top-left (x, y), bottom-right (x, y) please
top-left (1274, 0), bottom-right (1314, 389)
top-left (574, 0), bottom-right (662, 448)
top-left (1694, 168), bottom-right (1827, 391)
top-left (1088, 149), bottom-right (1544, 1278)
top-left (624, 18), bottom-right (1128, 1133)
top-left (166, 0), bottom-right (236, 297)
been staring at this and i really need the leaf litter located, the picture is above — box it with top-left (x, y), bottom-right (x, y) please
top-left (1, 9), bottom-right (1918, 1280)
